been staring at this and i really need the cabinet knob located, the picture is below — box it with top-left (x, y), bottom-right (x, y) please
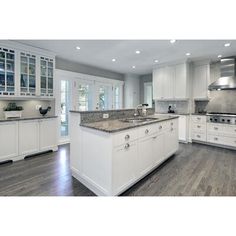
top-left (197, 125), bottom-right (201, 128)
top-left (145, 129), bottom-right (149, 134)
top-left (124, 143), bottom-right (130, 149)
top-left (159, 125), bottom-right (162, 129)
top-left (197, 117), bottom-right (201, 120)
top-left (214, 127), bottom-right (218, 130)
top-left (171, 128), bottom-right (174, 131)
top-left (171, 122), bottom-right (173, 126)
top-left (197, 135), bottom-right (201, 138)
top-left (214, 137), bottom-right (218, 141)
top-left (125, 134), bottom-right (130, 140)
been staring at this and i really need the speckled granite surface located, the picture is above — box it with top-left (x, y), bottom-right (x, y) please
top-left (0, 116), bottom-right (58, 122)
top-left (80, 114), bottom-right (178, 133)
top-left (70, 108), bottom-right (155, 123)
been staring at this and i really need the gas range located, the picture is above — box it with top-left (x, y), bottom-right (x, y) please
top-left (207, 113), bottom-right (236, 125)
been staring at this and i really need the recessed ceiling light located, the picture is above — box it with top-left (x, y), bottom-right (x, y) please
top-left (135, 50), bottom-right (141, 54)
top-left (224, 43), bottom-right (231, 47)
top-left (154, 59), bottom-right (159, 63)
top-left (170, 39), bottom-right (176, 44)
top-left (218, 55), bottom-right (222, 58)
top-left (112, 58), bottom-right (116, 62)
top-left (76, 46), bottom-right (80, 50)
top-left (132, 65), bottom-right (136, 69)
top-left (186, 52), bottom-right (191, 56)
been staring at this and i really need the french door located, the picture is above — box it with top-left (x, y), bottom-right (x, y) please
top-left (95, 82), bottom-right (113, 110)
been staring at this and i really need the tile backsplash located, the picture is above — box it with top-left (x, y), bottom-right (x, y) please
top-left (155, 101), bottom-right (189, 114)
top-left (0, 100), bottom-right (55, 119)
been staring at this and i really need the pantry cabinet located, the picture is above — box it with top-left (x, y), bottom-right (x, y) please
top-left (153, 63), bottom-right (189, 100)
top-left (193, 64), bottom-right (210, 99)
top-left (0, 42), bottom-right (55, 98)
top-left (0, 121), bottom-right (18, 161)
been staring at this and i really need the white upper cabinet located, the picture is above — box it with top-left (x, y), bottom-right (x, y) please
top-left (153, 63), bottom-right (189, 100)
top-left (193, 64), bottom-right (210, 99)
top-left (0, 47), bottom-right (16, 96)
top-left (0, 41), bottom-right (55, 98)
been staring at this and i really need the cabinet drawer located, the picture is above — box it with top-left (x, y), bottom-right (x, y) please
top-left (113, 128), bottom-right (138, 146)
top-left (192, 123), bottom-right (206, 133)
top-left (138, 124), bottom-right (157, 138)
top-left (192, 132), bottom-right (206, 142)
top-left (207, 134), bottom-right (236, 147)
top-left (192, 115), bottom-right (206, 124)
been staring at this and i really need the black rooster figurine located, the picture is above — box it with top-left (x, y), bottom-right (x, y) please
top-left (39, 106), bottom-right (51, 116)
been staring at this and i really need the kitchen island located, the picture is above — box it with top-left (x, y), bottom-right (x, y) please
top-left (70, 110), bottom-right (179, 196)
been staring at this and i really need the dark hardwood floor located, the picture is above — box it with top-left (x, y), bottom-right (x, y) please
top-left (0, 143), bottom-right (236, 196)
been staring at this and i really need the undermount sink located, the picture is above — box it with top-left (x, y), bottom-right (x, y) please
top-left (120, 117), bottom-right (159, 124)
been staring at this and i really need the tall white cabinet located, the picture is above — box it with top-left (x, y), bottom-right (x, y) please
top-left (153, 62), bottom-right (190, 100)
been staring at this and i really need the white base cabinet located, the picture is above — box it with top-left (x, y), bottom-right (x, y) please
top-left (0, 122), bottom-right (18, 162)
top-left (0, 118), bottom-right (58, 163)
top-left (70, 113), bottom-right (179, 196)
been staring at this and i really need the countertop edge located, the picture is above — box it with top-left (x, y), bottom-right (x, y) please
top-left (80, 116), bottom-right (179, 133)
top-left (0, 116), bottom-right (58, 122)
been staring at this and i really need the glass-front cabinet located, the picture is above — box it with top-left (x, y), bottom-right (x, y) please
top-left (40, 56), bottom-right (54, 97)
top-left (0, 47), bottom-right (15, 96)
top-left (20, 52), bottom-right (36, 96)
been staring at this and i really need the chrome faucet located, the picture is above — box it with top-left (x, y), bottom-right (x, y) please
top-left (134, 104), bottom-right (148, 117)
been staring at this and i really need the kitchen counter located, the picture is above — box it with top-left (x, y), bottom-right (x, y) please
top-left (191, 113), bottom-right (207, 116)
top-left (80, 114), bottom-right (178, 133)
top-left (157, 112), bottom-right (190, 115)
top-left (0, 116), bottom-right (58, 122)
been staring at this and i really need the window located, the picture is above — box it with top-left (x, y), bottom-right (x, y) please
top-left (61, 80), bottom-right (70, 137)
top-left (144, 82), bottom-right (153, 108)
top-left (114, 85), bottom-right (122, 109)
top-left (78, 83), bottom-right (93, 111)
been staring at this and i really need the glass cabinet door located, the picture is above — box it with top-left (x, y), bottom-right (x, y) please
top-left (20, 52), bottom-right (36, 96)
top-left (40, 57), bottom-right (54, 97)
top-left (0, 47), bottom-right (15, 96)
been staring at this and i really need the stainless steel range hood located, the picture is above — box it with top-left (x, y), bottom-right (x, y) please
top-left (208, 57), bottom-right (236, 90)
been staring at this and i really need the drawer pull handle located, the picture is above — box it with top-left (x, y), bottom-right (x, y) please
top-left (145, 129), bottom-right (149, 134)
top-left (159, 125), bottom-right (162, 129)
top-left (152, 136), bottom-right (157, 139)
top-left (214, 137), bottom-right (218, 141)
top-left (197, 135), bottom-right (201, 138)
top-left (125, 134), bottom-right (130, 140)
top-left (214, 127), bottom-right (218, 130)
top-left (124, 143), bottom-right (130, 149)
top-left (197, 125), bottom-right (201, 128)
top-left (197, 117), bottom-right (201, 120)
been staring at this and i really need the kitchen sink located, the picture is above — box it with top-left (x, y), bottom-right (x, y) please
top-left (120, 117), bottom-right (159, 124)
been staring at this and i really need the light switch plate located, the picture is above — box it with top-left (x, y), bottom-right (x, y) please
top-left (103, 113), bottom-right (109, 119)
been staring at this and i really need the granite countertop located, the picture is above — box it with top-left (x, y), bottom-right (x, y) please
top-left (157, 112), bottom-right (190, 116)
top-left (0, 116), bottom-right (58, 122)
top-left (80, 114), bottom-right (179, 133)
top-left (191, 113), bottom-right (207, 116)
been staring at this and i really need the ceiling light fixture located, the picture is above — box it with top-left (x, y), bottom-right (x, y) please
top-left (154, 59), bottom-right (159, 63)
top-left (76, 46), bottom-right (80, 50)
top-left (132, 65), bottom-right (136, 69)
top-left (218, 55), bottom-right (222, 58)
top-left (186, 52), bottom-right (191, 56)
top-left (112, 58), bottom-right (116, 62)
top-left (224, 43), bottom-right (231, 47)
top-left (135, 50), bottom-right (141, 54)
top-left (170, 39), bottom-right (176, 44)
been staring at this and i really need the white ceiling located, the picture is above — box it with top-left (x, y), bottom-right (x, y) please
top-left (15, 40), bottom-right (236, 75)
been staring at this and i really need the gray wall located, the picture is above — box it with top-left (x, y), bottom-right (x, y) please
top-left (139, 74), bottom-right (152, 103)
top-left (56, 57), bottom-right (124, 81)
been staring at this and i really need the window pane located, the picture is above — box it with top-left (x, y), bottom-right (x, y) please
top-left (61, 80), bottom-right (69, 137)
top-left (78, 84), bottom-right (92, 111)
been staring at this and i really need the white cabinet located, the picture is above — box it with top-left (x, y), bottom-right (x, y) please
top-left (19, 120), bottom-right (39, 155)
top-left (178, 115), bottom-right (188, 142)
top-left (152, 132), bottom-right (165, 165)
top-left (193, 64), bottom-right (210, 99)
top-left (39, 118), bottom-right (57, 151)
top-left (0, 122), bottom-right (18, 161)
top-left (138, 135), bottom-right (155, 176)
top-left (0, 47), bottom-right (16, 97)
top-left (191, 115), bottom-right (207, 142)
top-left (0, 118), bottom-right (58, 162)
top-left (113, 141), bottom-right (138, 193)
top-left (164, 123), bottom-right (178, 158)
top-left (153, 63), bottom-right (189, 100)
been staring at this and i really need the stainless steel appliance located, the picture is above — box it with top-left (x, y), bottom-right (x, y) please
top-left (207, 113), bottom-right (236, 125)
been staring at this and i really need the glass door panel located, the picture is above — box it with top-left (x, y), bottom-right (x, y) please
top-left (61, 80), bottom-right (70, 137)
top-left (95, 82), bottom-right (112, 110)
top-left (77, 83), bottom-right (93, 111)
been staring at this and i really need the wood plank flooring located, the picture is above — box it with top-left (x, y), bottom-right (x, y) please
top-left (0, 143), bottom-right (236, 196)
